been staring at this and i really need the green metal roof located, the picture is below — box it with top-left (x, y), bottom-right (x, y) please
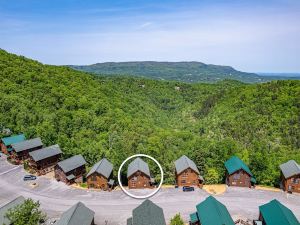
top-left (190, 212), bottom-right (199, 223)
top-left (1, 134), bottom-right (25, 147)
top-left (130, 199), bottom-right (166, 225)
top-left (259, 199), bottom-right (300, 225)
top-left (251, 177), bottom-right (257, 183)
top-left (196, 196), bottom-right (235, 225)
top-left (224, 156), bottom-right (253, 177)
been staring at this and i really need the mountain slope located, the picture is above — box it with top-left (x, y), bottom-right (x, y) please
top-left (70, 61), bottom-right (265, 83)
top-left (1, 49), bottom-right (299, 186)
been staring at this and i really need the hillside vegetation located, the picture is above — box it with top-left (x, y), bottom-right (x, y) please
top-left (70, 61), bottom-right (299, 83)
top-left (1, 49), bottom-right (299, 186)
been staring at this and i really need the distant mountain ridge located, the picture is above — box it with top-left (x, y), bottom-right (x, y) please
top-left (69, 61), bottom-right (299, 83)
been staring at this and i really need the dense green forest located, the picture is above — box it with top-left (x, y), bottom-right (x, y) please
top-left (70, 61), bottom-right (300, 83)
top-left (1, 49), bottom-right (299, 186)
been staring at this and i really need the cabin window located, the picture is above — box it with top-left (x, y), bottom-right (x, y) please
top-left (233, 173), bottom-right (240, 180)
top-left (291, 178), bottom-right (299, 184)
top-left (91, 175), bottom-right (97, 181)
top-left (182, 172), bottom-right (188, 178)
top-left (181, 180), bottom-right (186, 184)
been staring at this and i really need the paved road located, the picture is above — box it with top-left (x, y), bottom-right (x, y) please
top-left (0, 156), bottom-right (300, 225)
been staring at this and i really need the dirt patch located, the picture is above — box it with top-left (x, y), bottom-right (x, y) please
top-left (41, 171), bottom-right (55, 179)
top-left (203, 184), bottom-right (226, 195)
top-left (255, 185), bottom-right (281, 192)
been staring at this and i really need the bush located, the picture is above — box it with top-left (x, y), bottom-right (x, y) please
top-left (170, 213), bottom-right (184, 225)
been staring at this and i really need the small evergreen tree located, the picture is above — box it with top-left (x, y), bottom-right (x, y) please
top-left (170, 213), bottom-right (184, 225)
top-left (5, 199), bottom-right (46, 225)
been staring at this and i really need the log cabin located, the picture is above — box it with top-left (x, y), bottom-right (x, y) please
top-left (189, 196), bottom-right (234, 225)
top-left (279, 160), bottom-right (300, 193)
top-left (55, 202), bottom-right (95, 225)
top-left (55, 155), bottom-right (86, 185)
top-left (127, 157), bottom-right (153, 189)
top-left (174, 155), bottom-right (204, 188)
top-left (0, 134), bottom-right (26, 155)
top-left (127, 199), bottom-right (166, 225)
top-left (254, 199), bottom-right (299, 225)
top-left (224, 156), bottom-right (256, 188)
top-left (11, 137), bottom-right (43, 162)
top-left (28, 144), bottom-right (62, 175)
top-left (86, 158), bottom-right (114, 190)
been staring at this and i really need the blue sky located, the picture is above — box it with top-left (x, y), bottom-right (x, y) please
top-left (0, 0), bottom-right (299, 72)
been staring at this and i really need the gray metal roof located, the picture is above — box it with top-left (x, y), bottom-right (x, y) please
top-left (55, 202), bottom-right (95, 225)
top-left (29, 144), bottom-right (62, 162)
top-left (57, 155), bottom-right (86, 173)
top-left (86, 158), bottom-right (113, 178)
top-left (174, 155), bottom-right (200, 175)
top-left (11, 137), bottom-right (43, 153)
top-left (127, 157), bottom-right (150, 178)
top-left (66, 174), bottom-right (75, 180)
top-left (127, 217), bottom-right (133, 225)
top-left (280, 160), bottom-right (300, 178)
top-left (0, 196), bottom-right (25, 225)
top-left (130, 199), bottom-right (166, 225)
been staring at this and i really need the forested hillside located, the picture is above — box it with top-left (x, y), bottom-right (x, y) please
top-left (70, 61), bottom-right (300, 83)
top-left (1, 49), bottom-right (299, 186)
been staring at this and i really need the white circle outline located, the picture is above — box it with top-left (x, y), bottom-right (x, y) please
top-left (117, 154), bottom-right (164, 199)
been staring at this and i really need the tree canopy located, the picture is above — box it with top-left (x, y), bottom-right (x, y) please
top-left (0, 49), bottom-right (299, 186)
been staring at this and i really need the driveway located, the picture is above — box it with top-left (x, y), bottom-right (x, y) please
top-left (0, 156), bottom-right (300, 225)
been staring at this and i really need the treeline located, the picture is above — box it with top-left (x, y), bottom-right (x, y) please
top-left (0, 49), bottom-right (299, 186)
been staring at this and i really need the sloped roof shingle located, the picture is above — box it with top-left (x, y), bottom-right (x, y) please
top-left (29, 144), bottom-right (62, 162)
top-left (129, 199), bottom-right (166, 225)
top-left (196, 196), bottom-right (235, 225)
top-left (1, 134), bottom-right (26, 147)
top-left (224, 156), bottom-right (253, 177)
top-left (259, 199), bottom-right (300, 225)
top-left (57, 155), bottom-right (86, 173)
top-left (279, 160), bottom-right (300, 179)
top-left (55, 202), bottom-right (95, 225)
top-left (127, 157), bottom-right (150, 178)
top-left (11, 137), bottom-right (43, 153)
top-left (0, 196), bottom-right (26, 225)
top-left (174, 155), bottom-right (199, 175)
top-left (86, 158), bottom-right (113, 178)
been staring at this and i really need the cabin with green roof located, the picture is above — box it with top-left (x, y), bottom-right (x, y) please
top-left (0, 134), bottom-right (26, 154)
top-left (224, 156), bottom-right (256, 188)
top-left (189, 196), bottom-right (234, 225)
top-left (254, 199), bottom-right (300, 225)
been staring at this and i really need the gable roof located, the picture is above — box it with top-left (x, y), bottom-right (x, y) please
top-left (11, 137), bottom-right (43, 153)
top-left (130, 200), bottom-right (166, 225)
top-left (196, 196), bottom-right (235, 225)
top-left (1, 134), bottom-right (25, 147)
top-left (224, 156), bottom-right (253, 177)
top-left (259, 199), bottom-right (300, 225)
top-left (86, 158), bottom-right (113, 178)
top-left (57, 155), bottom-right (86, 173)
top-left (280, 160), bottom-right (300, 179)
top-left (29, 144), bottom-right (62, 162)
top-left (127, 157), bottom-right (150, 178)
top-left (0, 196), bottom-right (26, 225)
top-left (174, 155), bottom-right (199, 175)
top-left (55, 202), bottom-right (95, 225)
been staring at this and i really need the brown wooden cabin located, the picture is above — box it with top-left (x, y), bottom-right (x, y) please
top-left (224, 156), bottom-right (256, 188)
top-left (1, 134), bottom-right (26, 155)
top-left (11, 138), bottom-right (43, 163)
top-left (54, 155), bottom-right (86, 185)
top-left (174, 155), bottom-right (204, 188)
top-left (28, 144), bottom-right (62, 175)
top-left (279, 160), bottom-right (300, 193)
top-left (127, 157), bottom-right (154, 189)
top-left (55, 202), bottom-right (95, 225)
top-left (86, 158), bottom-right (114, 191)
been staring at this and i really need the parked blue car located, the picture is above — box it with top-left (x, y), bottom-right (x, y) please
top-left (183, 186), bottom-right (194, 192)
top-left (23, 175), bottom-right (37, 181)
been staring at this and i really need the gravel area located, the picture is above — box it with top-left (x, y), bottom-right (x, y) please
top-left (0, 155), bottom-right (300, 225)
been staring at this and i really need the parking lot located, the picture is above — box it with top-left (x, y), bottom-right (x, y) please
top-left (0, 155), bottom-right (300, 225)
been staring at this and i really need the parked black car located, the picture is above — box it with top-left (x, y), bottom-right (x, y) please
top-left (23, 175), bottom-right (37, 181)
top-left (183, 186), bottom-right (194, 192)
